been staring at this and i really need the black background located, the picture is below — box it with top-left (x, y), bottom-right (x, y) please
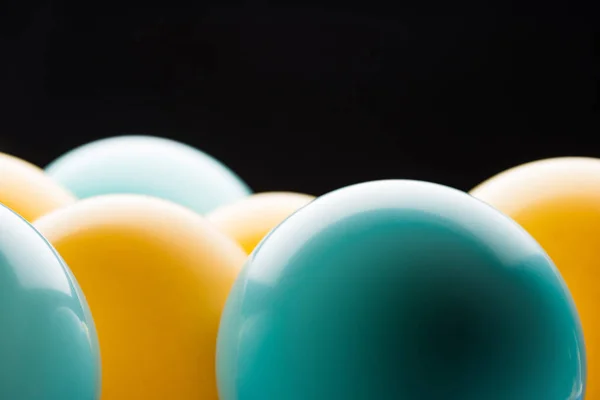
top-left (1, 2), bottom-right (598, 196)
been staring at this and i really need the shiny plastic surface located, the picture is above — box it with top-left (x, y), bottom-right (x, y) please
top-left (471, 157), bottom-right (600, 399)
top-left (0, 152), bottom-right (75, 221)
top-left (34, 195), bottom-right (247, 399)
top-left (208, 191), bottom-right (315, 254)
top-left (0, 203), bottom-right (100, 399)
top-left (45, 135), bottom-right (251, 214)
top-left (217, 180), bottom-right (586, 400)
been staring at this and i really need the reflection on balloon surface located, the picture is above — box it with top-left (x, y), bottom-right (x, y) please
top-left (217, 180), bottom-right (585, 400)
top-left (0, 203), bottom-right (100, 400)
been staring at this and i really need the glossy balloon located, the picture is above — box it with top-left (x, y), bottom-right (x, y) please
top-left (34, 195), bottom-right (247, 400)
top-left (45, 135), bottom-right (251, 214)
top-left (217, 180), bottom-right (585, 400)
top-left (0, 203), bottom-right (100, 399)
top-left (0, 152), bottom-right (75, 222)
top-left (471, 156), bottom-right (600, 399)
top-left (208, 191), bottom-right (315, 254)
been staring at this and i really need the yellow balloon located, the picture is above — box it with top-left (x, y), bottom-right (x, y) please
top-left (34, 195), bottom-right (247, 400)
top-left (470, 157), bottom-right (599, 398)
top-left (207, 191), bottom-right (315, 254)
top-left (0, 152), bottom-right (75, 221)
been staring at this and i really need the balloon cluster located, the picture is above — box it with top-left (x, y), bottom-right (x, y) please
top-left (0, 135), bottom-right (592, 399)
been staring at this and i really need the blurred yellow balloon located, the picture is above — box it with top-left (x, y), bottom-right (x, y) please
top-left (470, 157), bottom-right (599, 398)
top-left (0, 152), bottom-right (75, 221)
top-left (34, 195), bottom-right (247, 400)
top-left (207, 191), bottom-right (315, 254)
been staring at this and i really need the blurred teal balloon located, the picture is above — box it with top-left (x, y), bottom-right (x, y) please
top-left (46, 135), bottom-right (251, 215)
top-left (0, 203), bottom-right (101, 399)
top-left (217, 180), bottom-right (586, 400)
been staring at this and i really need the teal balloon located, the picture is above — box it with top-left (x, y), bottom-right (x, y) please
top-left (217, 180), bottom-right (586, 400)
top-left (46, 135), bottom-right (251, 214)
top-left (0, 203), bottom-right (101, 399)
